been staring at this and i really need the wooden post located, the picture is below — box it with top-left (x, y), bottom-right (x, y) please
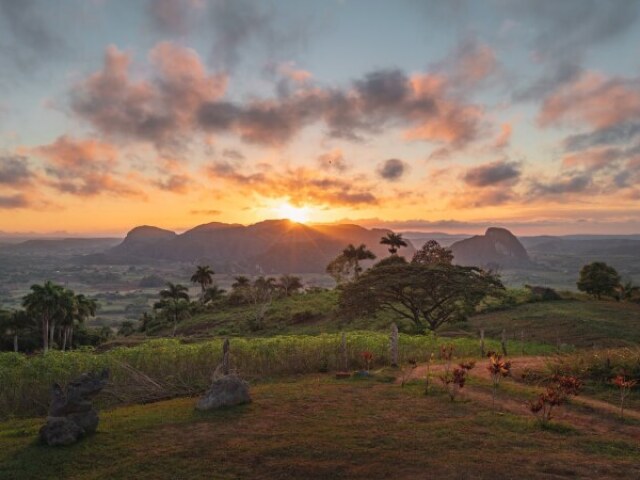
top-left (340, 332), bottom-right (348, 371)
top-left (501, 329), bottom-right (508, 356)
top-left (222, 338), bottom-right (230, 375)
top-left (521, 330), bottom-right (525, 356)
top-left (480, 329), bottom-right (485, 357)
top-left (390, 323), bottom-right (399, 367)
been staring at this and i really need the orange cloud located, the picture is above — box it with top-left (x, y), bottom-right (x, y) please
top-left (538, 72), bottom-right (640, 129)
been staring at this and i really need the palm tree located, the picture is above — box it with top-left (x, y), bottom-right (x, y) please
top-left (278, 275), bottom-right (303, 296)
top-left (380, 232), bottom-right (408, 255)
top-left (232, 276), bottom-right (250, 289)
top-left (56, 289), bottom-right (77, 352)
top-left (68, 294), bottom-right (97, 350)
top-left (342, 244), bottom-right (376, 280)
top-left (23, 281), bottom-right (65, 352)
top-left (0, 309), bottom-right (32, 352)
top-left (156, 282), bottom-right (190, 337)
top-left (203, 285), bottom-right (226, 304)
top-left (190, 265), bottom-right (215, 300)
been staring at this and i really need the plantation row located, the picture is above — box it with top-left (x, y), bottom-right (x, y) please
top-left (0, 333), bottom-right (545, 418)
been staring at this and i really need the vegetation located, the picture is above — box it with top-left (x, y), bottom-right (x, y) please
top-left (190, 265), bottom-right (215, 300)
top-left (339, 257), bottom-right (503, 333)
top-left (326, 244), bottom-right (376, 283)
top-left (577, 262), bottom-right (621, 299)
top-left (154, 283), bottom-right (190, 337)
top-left (379, 232), bottom-right (407, 255)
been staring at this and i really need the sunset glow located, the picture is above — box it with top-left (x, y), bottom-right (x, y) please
top-left (275, 204), bottom-right (311, 224)
top-left (1, 1), bottom-right (640, 236)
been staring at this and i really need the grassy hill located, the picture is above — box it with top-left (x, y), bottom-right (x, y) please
top-left (2, 373), bottom-right (639, 479)
top-left (164, 290), bottom-right (640, 350)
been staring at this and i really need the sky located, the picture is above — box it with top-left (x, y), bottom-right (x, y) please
top-left (1, 0), bottom-right (640, 236)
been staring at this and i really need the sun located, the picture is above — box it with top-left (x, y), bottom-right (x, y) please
top-left (276, 203), bottom-right (310, 223)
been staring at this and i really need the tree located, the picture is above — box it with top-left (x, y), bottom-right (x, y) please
top-left (341, 243), bottom-right (376, 280)
top-left (232, 276), bottom-right (250, 289)
top-left (616, 280), bottom-right (640, 302)
top-left (0, 309), bottom-right (32, 352)
top-left (23, 281), bottom-right (65, 352)
top-left (339, 260), bottom-right (503, 333)
top-left (69, 294), bottom-right (97, 350)
top-left (190, 265), bottom-right (215, 300)
top-left (246, 277), bottom-right (277, 331)
top-left (412, 240), bottom-right (454, 265)
top-left (380, 232), bottom-right (408, 255)
top-left (577, 262), bottom-right (621, 299)
top-left (277, 275), bottom-right (303, 296)
top-left (155, 282), bottom-right (190, 336)
top-left (118, 321), bottom-right (136, 337)
top-left (203, 285), bottom-right (226, 304)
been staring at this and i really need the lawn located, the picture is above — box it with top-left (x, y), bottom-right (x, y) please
top-left (1, 373), bottom-right (639, 480)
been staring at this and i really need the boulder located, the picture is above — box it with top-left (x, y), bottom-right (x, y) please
top-left (40, 369), bottom-right (109, 446)
top-left (196, 374), bottom-right (251, 411)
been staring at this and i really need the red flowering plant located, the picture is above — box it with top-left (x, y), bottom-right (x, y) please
top-left (613, 374), bottom-right (638, 419)
top-left (529, 375), bottom-right (582, 424)
top-left (438, 344), bottom-right (475, 401)
top-left (487, 351), bottom-right (512, 409)
top-left (360, 351), bottom-right (374, 372)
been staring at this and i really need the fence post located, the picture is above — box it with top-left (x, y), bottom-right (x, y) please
top-left (501, 329), bottom-right (508, 356)
top-left (390, 323), bottom-right (399, 367)
top-left (340, 332), bottom-right (348, 371)
top-left (480, 329), bottom-right (485, 357)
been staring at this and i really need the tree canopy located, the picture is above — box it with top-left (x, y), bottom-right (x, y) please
top-left (380, 232), bottom-right (408, 255)
top-left (339, 260), bottom-right (503, 333)
top-left (412, 240), bottom-right (454, 265)
top-left (577, 262), bottom-right (621, 299)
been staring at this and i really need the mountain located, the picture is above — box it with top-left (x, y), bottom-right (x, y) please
top-left (101, 220), bottom-right (415, 273)
top-left (450, 227), bottom-right (530, 268)
top-left (0, 237), bottom-right (121, 255)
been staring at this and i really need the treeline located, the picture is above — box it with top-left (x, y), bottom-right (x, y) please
top-left (0, 282), bottom-right (99, 353)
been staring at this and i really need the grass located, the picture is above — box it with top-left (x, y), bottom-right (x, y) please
top-left (465, 299), bottom-right (640, 348)
top-left (0, 333), bottom-right (554, 419)
top-left (1, 376), bottom-right (639, 480)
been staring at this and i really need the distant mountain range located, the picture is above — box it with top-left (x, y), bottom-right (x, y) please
top-left (80, 220), bottom-right (417, 273)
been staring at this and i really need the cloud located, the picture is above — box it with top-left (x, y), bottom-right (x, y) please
top-left (0, 0), bottom-right (66, 74)
top-left (154, 174), bottom-right (191, 193)
top-left (377, 158), bottom-right (406, 181)
top-left (538, 72), bottom-right (640, 130)
top-left (190, 209), bottom-right (221, 216)
top-left (147, 0), bottom-right (200, 35)
top-left (0, 193), bottom-right (29, 209)
top-left (561, 147), bottom-right (623, 172)
top-left (317, 150), bottom-right (347, 172)
top-left (70, 43), bottom-right (227, 149)
top-left (528, 173), bottom-right (593, 197)
top-left (33, 135), bottom-right (140, 197)
top-left (222, 148), bottom-right (245, 161)
top-left (450, 188), bottom-right (515, 208)
top-left (0, 155), bottom-right (33, 185)
top-left (509, 0), bottom-right (640, 100)
top-left (207, 162), bottom-right (377, 207)
top-left (463, 160), bottom-right (520, 187)
top-left (434, 38), bottom-right (499, 90)
top-left (564, 122), bottom-right (640, 153)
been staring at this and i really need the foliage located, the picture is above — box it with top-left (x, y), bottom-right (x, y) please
top-left (577, 262), bottom-right (621, 299)
top-left (277, 275), bottom-right (304, 296)
top-left (154, 282), bottom-right (190, 337)
top-left (117, 321), bottom-right (136, 337)
top-left (0, 332), bottom-right (510, 418)
top-left (339, 261), bottom-right (504, 333)
top-left (529, 375), bottom-right (582, 424)
top-left (326, 244), bottom-right (376, 283)
top-left (487, 351), bottom-right (511, 409)
top-left (437, 344), bottom-right (474, 401)
top-left (612, 375), bottom-right (637, 418)
top-left (190, 265), bottom-right (215, 299)
top-left (360, 351), bottom-right (374, 372)
top-left (380, 232), bottom-right (408, 255)
top-left (411, 240), bottom-right (453, 265)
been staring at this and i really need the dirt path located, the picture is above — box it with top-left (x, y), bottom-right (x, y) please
top-left (396, 355), bottom-right (640, 437)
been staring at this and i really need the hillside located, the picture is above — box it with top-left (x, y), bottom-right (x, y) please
top-left (103, 220), bottom-right (414, 273)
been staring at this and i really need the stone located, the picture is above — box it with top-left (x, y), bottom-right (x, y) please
top-left (40, 369), bottom-right (109, 446)
top-left (196, 374), bottom-right (251, 411)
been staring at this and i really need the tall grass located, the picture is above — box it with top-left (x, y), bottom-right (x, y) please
top-left (0, 332), bottom-right (552, 419)
top-left (547, 347), bottom-right (640, 383)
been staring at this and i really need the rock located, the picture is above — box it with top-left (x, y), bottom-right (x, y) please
top-left (40, 369), bottom-right (109, 446)
top-left (196, 374), bottom-right (251, 411)
top-left (450, 227), bottom-right (530, 268)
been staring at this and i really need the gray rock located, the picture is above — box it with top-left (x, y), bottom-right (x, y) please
top-left (196, 374), bottom-right (251, 411)
top-left (40, 369), bottom-right (109, 446)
